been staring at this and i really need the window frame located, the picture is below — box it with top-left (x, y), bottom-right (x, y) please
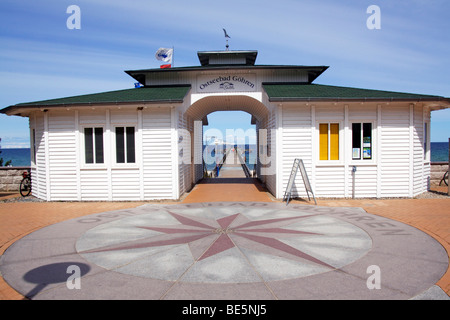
top-left (80, 125), bottom-right (106, 168)
top-left (350, 121), bottom-right (375, 163)
top-left (316, 121), bottom-right (343, 163)
top-left (30, 127), bottom-right (36, 166)
top-left (424, 121), bottom-right (430, 161)
top-left (112, 125), bottom-right (137, 167)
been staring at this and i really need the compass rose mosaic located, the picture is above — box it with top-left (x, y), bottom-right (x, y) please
top-left (76, 204), bottom-right (372, 283)
top-left (1, 202), bottom-right (448, 300)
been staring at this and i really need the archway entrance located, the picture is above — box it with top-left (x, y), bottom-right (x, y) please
top-left (179, 94), bottom-right (276, 201)
top-left (203, 110), bottom-right (256, 179)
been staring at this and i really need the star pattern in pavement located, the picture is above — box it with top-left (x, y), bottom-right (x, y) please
top-left (81, 211), bottom-right (334, 269)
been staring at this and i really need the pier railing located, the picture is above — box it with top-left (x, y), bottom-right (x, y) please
top-left (236, 149), bottom-right (252, 178)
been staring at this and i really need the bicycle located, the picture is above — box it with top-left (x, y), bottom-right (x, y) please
top-left (440, 170), bottom-right (448, 186)
top-left (19, 170), bottom-right (32, 197)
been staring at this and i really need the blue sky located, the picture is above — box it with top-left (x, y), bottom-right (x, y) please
top-left (0, 0), bottom-right (449, 148)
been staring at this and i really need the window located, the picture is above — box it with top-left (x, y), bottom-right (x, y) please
top-left (84, 127), bottom-right (104, 164)
top-left (115, 126), bottom-right (135, 163)
top-left (352, 123), bottom-right (372, 160)
top-left (31, 129), bottom-right (36, 164)
top-left (319, 123), bottom-right (339, 160)
top-left (424, 122), bottom-right (429, 160)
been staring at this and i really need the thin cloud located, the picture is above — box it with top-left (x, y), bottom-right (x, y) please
top-left (0, 0), bottom-right (448, 141)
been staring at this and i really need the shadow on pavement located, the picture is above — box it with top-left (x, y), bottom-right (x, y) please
top-left (23, 262), bottom-right (90, 298)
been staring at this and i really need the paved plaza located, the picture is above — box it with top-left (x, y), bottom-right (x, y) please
top-left (0, 193), bottom-right (449, 300)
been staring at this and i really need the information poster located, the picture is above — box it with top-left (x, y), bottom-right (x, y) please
top-left (363, 137), bottom-right (371, 159)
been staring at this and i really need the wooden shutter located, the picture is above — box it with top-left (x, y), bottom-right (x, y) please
top-left (330, 123), bottom-right (339, 160)
top-left (319, 124), bottom-right (329, 160)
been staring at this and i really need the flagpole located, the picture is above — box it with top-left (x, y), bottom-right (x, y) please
top-left (172, 46), bottom-right (174, 67)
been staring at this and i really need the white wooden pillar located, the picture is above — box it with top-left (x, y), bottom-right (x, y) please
top-left (171, 107), bottom-right (180, 199)
top-left (75, 110), bottom-right (81, 201)
top-left (344, 104), bottom-right (349, 198)
top-left (311, 105), bottom-right (316, 191)
top-left (276, 105), bottom-right (283, 198)
top-left (105, 109), bottom-right (112, 201)
top-left (409, 104), bottom-right (414, 198)
top-left (376, 104), bottom-right (382, 198)
top-left (193, 120), bottom-right (203, 184)
top-left (44, 110), bottom-right (50, 201)
top-left (137, 107), bottom-right (144, 200)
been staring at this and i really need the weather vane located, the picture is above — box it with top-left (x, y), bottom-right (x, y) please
top-left (223, 28), bottom-right (230, 51)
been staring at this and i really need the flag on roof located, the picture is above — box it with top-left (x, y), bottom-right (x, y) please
top-left (155, 48), bottom-right (173, 63)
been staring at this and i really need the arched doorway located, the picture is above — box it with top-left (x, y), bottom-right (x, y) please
top-left (202, 110), bottom-right (255, 178)
top-left (178, 94), bottom-right (276, 197)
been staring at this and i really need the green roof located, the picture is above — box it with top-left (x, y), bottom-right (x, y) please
top-left (263, 83), bottom-right (449, 102)
top-left (2, 85), bottom-right (191, 113)
top-left (3, 82), bottom-right (448, 116)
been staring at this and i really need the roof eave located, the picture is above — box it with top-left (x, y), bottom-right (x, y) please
top-left (125, 65), bottom-right (328, 87)
top-left (0, 99), bottom-right (185, 116)
top-left (268, 97), bottom-right (450, 104)
top-left (125, 65), bottom-right (329, 74)
top-left (1, 84), bottom-right (192, 116)
top-left (126, 65), bottom-right (329, 72)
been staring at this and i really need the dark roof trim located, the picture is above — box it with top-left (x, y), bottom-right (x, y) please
top-left (268, 96), bottom-right (450, 103)
top-left (126, 65), bottom-right (328, 73)
top-left (1, 85), bottom-right (191, 115)
top-left (125, 65), bottom-right (329, 84)
top-left (197, 50), bottom-right (258, 66)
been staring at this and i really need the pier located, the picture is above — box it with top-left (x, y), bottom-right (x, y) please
top-left (210, 148), bottom-right (253, 179)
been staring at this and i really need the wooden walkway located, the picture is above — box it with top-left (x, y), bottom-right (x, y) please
top-left (217, 149), bottom-right (247, 178)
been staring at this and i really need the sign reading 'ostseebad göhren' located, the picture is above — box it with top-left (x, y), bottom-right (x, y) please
top-left (197, 74), bottom-right (256, 93)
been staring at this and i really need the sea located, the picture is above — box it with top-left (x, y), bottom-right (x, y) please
top-left (0, 142), bottom-right (448, 167)
top-left (0, 148), bottom-right (31, 167)
top-left (430, 142), bottom-right (449, 162)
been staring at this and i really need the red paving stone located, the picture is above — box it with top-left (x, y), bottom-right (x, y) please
top-left (0, 181), bottom-right (449, 299)
top-left (293, 197), bottom-right (450, 296)
top-left (0, 200), bottom-right (147, 300)
top-left (182, 178), bottom-right (272, 203)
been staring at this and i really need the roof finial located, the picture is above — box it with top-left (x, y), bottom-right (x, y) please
top-left (223, 28), bottom-right (230, 51)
